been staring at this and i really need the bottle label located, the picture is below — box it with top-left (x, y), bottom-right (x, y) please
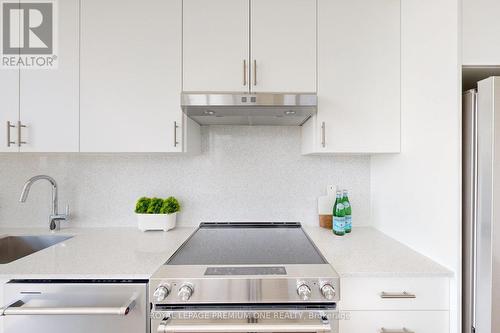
top-left (333, 216), bottom-right (345, 232)
top-left (344, 215), bottom-right (352, 229)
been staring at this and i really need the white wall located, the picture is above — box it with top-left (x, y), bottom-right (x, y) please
top-left (0, 126), bottom-right (370, 228)
top-left (371, 0), bottom-right (461, 332)
top-left (462, 0), bottom-right (500, 65)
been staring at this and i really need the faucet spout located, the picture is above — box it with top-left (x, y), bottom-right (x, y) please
top-left (19, 175), bottom-right (68, 231)
top-left (20, 175), bottom-right (57, 201)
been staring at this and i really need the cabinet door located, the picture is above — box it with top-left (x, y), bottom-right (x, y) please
top-left (183, 0), bottom-right (249, 92)
top-left (19, 0), bottom-right (79, 152)
top-left (0, 70), bottom-right (19, 152)
top-left (311, 0), bottom-right (400, 153)
top-left (80, 0), bottom-right (183, 152)
top-left (340, 311), bottom-right (449, 333)
top-left (250, 0), bottom-right (316, 93)
top-left (0, 0), bottom-right (19, 153)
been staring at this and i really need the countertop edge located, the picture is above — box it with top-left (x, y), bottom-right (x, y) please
top-left (303, 226), bottom-right (454, 279)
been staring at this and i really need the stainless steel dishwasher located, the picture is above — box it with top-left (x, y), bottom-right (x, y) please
top-left (0, 280), bottom-right (148, 333)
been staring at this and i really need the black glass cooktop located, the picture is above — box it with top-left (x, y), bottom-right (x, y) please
top-left (166, 222), bottom-right (327, 265)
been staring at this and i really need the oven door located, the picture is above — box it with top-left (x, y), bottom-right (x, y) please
top-left (152, 308), bottom-right (338, 333)
top-left (1, 282), bottom-right (148, 333)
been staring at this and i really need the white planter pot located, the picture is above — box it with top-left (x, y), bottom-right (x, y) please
top-left (137, 213), bottom-right (177, 231)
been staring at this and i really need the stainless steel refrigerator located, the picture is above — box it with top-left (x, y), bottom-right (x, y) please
top-left (463, 76), bottom-right (500, 333)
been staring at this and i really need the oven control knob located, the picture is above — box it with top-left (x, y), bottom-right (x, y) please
top-left (153, 284), bottom-right (171, 302)
top-left (320, 284), bottom-right (336, 300)
top-left (297, 283), bottom-right (312, 300)
top-left (178, 284), bottom-right (194, 301)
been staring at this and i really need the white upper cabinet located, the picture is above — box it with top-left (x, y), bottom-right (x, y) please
top-left (302, 0), bottom-right (400, 154)
top-left (183, 0), bottom-right (249, 92)
top-left (463, 0), bottom-right (500, 65)
top-left (183, 0), bottom-right (316, 93)
top-left (251, 0), bottom-right (316, 93)
top-left (0, 70), bottom-right (18, 152)
top-left (80, 0), bottom-right (198, 153)
top-left (0, 0), bottom-right (79, 152)
top-left (19, 0), bottom-right (79, 152)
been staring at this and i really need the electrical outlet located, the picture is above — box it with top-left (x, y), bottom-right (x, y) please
top-left (327, 184), bottom-right (337, 196)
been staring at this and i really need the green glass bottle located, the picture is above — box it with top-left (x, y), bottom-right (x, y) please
top-left (342, 190), bottom-right (352, 233)
top-left (333, 191), bottom-right (345, 236)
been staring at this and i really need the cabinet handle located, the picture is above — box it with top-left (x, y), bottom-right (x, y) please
top-left (380, 328), bottom-right (414, 333)
top-left (6, 121), bottom-right (16, 147)
top-left (243, 60), bottom-right (247, 86)
top-left (173, 121), bottom-right (180, 147)
top-left (321, 122), bottom-right (326, 148)
top-left (380, 291), bottom-right (416, 299)
top-left (1, 297), bottom-right (136, 316)
top-left (17, 121), bottom-right (27, 147)
top-left (158, 317), bottom-right (332, 333)
top-left (253, 59), bottom-right (257, 86)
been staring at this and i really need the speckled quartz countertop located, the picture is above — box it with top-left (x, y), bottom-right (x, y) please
top-left (0, 227), bottom-right (196, 279)
top-left (0, 226), bottom-right (451, 279)
top-left (304, 226), bottom-right (453, 278)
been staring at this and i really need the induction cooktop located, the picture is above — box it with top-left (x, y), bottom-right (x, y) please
top-left (166, 222), bottom-right (327, 266)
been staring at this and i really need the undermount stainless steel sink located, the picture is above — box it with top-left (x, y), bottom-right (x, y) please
top-left (0, 235), bottom-right (73, 264)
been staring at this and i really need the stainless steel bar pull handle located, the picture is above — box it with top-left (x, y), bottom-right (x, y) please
top-left (1, 298), bottom-right (136, 316)
top-left (243, 59), bottom-right (247, 86)
top-left (173, 121), bottom-right (179, 147)
top-left (380, 328), bottom-right (414, 333)
top-left (17, 121), bottom-right (27, 147)
top-left (321, 122), bottom-right (326, 148)
top-left (6, 121), bottom-right (15, 147)
top-left (253, 59), bottom-right (257, 86)
top-left (380, 291), bottom-right (416, 299)
top-left (158, 319), bottom-right (332, 333)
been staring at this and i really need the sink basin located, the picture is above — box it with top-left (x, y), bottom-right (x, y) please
top-left (0, 235), bottom-right (73, 264)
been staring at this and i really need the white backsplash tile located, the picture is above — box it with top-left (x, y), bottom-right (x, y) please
top-left (0, 126), bottom-right (370, 228)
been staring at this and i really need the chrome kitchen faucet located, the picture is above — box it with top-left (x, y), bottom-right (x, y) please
top-left (19, 175), bottom-right (70, 231)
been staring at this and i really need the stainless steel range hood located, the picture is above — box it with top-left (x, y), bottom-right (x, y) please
top-left (181, 92), bottom-right (317, 126)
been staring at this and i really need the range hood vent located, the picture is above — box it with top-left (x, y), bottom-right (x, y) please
top-left (181, 92), bottom-right (317, 126)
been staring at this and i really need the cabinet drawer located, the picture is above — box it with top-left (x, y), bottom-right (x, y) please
top-left (340, 310), bottom-right (449, 333)
top-left (339, 277), bottom-right (449, 311)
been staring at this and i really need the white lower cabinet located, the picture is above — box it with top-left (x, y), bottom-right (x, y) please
top-left (338, 277), bottom-right (450, 333)
top-left (340, 311), bottom-right (449, 333)
top-left (339, 277), bottom-right (449, 311)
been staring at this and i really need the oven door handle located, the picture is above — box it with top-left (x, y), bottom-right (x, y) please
top-left (0, 296), bottom-right (136, 316)
top-left (157, 317), bottom-right (332, 333)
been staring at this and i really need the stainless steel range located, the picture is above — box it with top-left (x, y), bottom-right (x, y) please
top-left (149, 222), bottom-right (340, 333)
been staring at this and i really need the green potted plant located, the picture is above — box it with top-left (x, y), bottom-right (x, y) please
top-left (135, 196), bottom-right (181, 231)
